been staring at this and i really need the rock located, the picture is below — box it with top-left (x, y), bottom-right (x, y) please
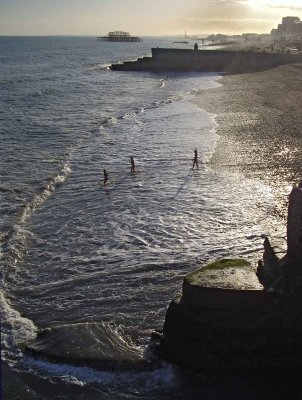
top-left (25, 323), bottom-right (158, 372)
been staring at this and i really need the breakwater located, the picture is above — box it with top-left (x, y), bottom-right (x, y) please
top-left (150, 185), bottom-right (302, 371)
top-left (110, 48), bottom-right (302, 74)
top-left (151, 258), bottom-right (302, 370)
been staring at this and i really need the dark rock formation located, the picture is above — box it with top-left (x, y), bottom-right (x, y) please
top-left (25, 323), bottom-right (158, 372)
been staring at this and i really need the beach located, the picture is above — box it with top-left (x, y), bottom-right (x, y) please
top-left (2, 36), bottom-right (300, 399)
top-left (194, 63), bottom-right (302, 220)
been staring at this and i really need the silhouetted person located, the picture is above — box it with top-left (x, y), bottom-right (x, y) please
top-left (194, 43), bottom-right (198, 51)
top-left (192, 149), bottom-right (198, 169)
top-left (103, 169), bottom-right (109, 185)
top-left (130, 156), bottom-right (135, 173)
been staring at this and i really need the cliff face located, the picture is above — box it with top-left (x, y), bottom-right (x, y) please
top-left (111, 48), bottom-right (302, 74)
top-left (152, 259), bottom-right (302, 370)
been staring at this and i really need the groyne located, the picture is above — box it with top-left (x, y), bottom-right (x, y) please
top-left (110, 48), bottom-right (302, 74)
top-left (151, 258), bottom-right (302, 370)
top-left (150, 185), bottom-right (302, 371)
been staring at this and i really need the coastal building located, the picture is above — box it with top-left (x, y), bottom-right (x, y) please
top-left (271, 16), bottom-right (302, 40)
top-left (206, 33), bottom-right (243, 43)
top-left (242, 33), bottom-right (261, 41)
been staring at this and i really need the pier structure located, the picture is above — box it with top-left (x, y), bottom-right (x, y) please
top-left (97, 31), bottom-right (142, 42)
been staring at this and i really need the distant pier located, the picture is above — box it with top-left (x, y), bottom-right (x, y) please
top-left (97, 31), bottom-right (142, 42)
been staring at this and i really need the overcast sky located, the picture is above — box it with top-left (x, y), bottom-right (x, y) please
top-left (0, 0), bottom-right (302, 36)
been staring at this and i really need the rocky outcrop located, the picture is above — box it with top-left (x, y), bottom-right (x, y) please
top-left (25, 323), bottom-right (158, 372)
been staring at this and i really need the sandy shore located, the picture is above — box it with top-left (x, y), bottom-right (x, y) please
top-left (194, 63), bottom-right (302, 219)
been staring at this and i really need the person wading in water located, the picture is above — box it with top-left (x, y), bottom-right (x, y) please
top-left (192, 149), bottom-right (199, 169)
top-left (130, 156), bottom-right (135, 173)
top-left (103, 169), bottom-right (109, 185)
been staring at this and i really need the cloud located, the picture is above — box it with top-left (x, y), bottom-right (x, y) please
top-left (176, 16), bottom-right (273, 34)
top-left (209, 0), bottom-right (248, 3)
top-left (268, 5), bottom-right (302, 10)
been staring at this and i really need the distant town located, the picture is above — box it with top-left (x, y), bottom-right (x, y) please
top-left (111, 15), bottom-right (302, 74)
top-left (200, 16), bottom-right (302, 53)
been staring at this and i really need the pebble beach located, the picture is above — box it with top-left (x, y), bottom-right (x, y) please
top-left (194, 62), bottom-right (302, 220)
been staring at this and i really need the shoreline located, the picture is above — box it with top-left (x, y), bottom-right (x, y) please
top-left (194, 63), bottom-right (302, 220)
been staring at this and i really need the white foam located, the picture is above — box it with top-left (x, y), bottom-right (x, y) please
top-left (24, 355), bottom-right (179, 390)
top-left (102, 116), bottom-right (118, 127)
top-left (20, 160), bottom-right (72, 224)
top-left (0, 290), bottom-right (37, 359)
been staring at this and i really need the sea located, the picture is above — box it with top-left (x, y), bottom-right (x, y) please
top-left (0, 36), bottom-right (288, 399)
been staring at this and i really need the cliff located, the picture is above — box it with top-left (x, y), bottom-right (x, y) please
top-left (110, 48), bottom-right (302, 74)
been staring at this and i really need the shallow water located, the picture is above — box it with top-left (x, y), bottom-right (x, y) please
top-left (1, 36), bottom-right (288, 399)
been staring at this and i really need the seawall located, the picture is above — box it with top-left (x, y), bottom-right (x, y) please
top-left (151, 259), bottom-right (302, 370)
top-left (110, 48), bottom-right (302, 74)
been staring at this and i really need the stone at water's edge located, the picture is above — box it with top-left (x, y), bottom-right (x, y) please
top-left (152, 259), bottom-right (302, 370)
top-left (25, 323), bottom-right (158, 372)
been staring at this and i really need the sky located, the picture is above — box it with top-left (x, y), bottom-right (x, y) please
top-left (0, 0), bottom-right (302, 36)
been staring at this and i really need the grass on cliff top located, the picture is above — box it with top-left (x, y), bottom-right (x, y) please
top-left (185, 259), bottom-right (251, 284)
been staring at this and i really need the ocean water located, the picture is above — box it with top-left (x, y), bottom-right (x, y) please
top-left (1, 36), bottom-right (287, 399)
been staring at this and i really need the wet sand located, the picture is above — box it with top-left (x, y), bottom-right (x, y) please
top-left (194, 63), bottom-right (302, 219)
